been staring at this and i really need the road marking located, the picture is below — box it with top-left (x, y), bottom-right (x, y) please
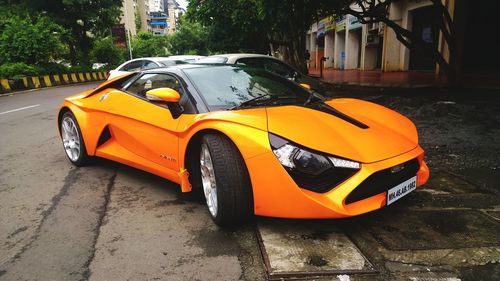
top-left (0, 104), bottom-right (40, 115)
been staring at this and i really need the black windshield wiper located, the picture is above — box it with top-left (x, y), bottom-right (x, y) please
top-left (229, 94), bottom-right (271, 110)
top-left (303, 91), bottom-right (324, 106)
top-left (229, 95), bottom-right (302, 110)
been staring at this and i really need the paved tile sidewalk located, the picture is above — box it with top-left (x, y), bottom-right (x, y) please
top-left (308, 68), bottom-right (447, 88)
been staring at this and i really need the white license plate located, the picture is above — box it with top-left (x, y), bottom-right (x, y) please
top-left (386, 176), bottom-right (417, 205)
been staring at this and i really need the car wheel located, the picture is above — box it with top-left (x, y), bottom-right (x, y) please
top-left (199, 133), bottom-right (253, 227)
top-left (60, 111), bottom-right (89, 166)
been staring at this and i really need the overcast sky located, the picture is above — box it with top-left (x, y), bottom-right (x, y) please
top-left (177, 0), bottom-right (188, 9)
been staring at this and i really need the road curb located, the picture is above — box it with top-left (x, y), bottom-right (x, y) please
top-left (0, 81), bottom-right (103, 97)
top-left (0, 71), bottom-right (106, 96)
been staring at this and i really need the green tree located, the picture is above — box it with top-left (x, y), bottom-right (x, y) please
top-left (132, 32), bottom-right (170, 57)
top-left (26, 0), bottom-right (123, 65)
top-left (187, 0), bottom-right (340, 72)
top-left (187, 0), bottom-right (268, 54)
top-left (135, 11), bottom-right (143, 32)
top-left (169, 17), bottom-right (208, 55)
top-left (90, 37), bottom-right (124, 67)
top-left (0, 16), bottom-right (64, 65)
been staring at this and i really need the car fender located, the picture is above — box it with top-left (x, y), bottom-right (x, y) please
top-left (59, 100), bottom-right (107, 156)
top-left (177, 117), bottom-right (270, 170)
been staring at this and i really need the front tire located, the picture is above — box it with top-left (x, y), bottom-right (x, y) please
top-left (60, 111), bottom-right (90, 166)
top-left (199, 133), bottom-right (253, 227)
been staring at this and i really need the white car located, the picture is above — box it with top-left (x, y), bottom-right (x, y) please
top-left (107, 57), bottom-right (188, 80)
top-left (196, 53), bottom-right (322, 91)
top-left (168, 55), bottom-right (205, 62)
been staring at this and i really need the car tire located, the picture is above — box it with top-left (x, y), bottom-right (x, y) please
top-left (199, 133), bottom-right (253, 227)
top-left (60, 111), bottom-right (90, 166)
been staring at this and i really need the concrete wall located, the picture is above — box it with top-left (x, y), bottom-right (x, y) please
top-left (334, 31), bottom-right (346, 69)
top-left (324, 32), bottom-right (335, 68)
top-left (346, 28), bottom-right (361, 69)
top-left (382, 0), bottom-right (433, 72)
top-left (121, 0), bottom-right (137, 35)
top-left (305, 0), bottom-right (443, 73)
top-left (309, 32), bottom-right (317, 69)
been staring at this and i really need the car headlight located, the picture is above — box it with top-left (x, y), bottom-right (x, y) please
top-left (270, 133), bottom-right (360, 193)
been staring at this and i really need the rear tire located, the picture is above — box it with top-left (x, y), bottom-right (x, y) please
top-left (199, 133), bottom-right (253, 227)
top-left (60, 111), bottom-right (90, 166)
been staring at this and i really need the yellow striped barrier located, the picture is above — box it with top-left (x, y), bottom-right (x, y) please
top-left (22, 77), bottom-right (29, 88)
top-left (53, 75), bottom-right (61, 85)
top-left (1, 79), bottom-right (12, 92)
top-left (1, 72), bottom-right (105, 94)
top-left (62, 74), bottom-right (69, 83)
top-left (43, 75), bottom-right (52, 87)
top-left (32, 77), bottom-right (41, 88)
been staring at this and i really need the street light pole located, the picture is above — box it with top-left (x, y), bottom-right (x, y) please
top-left (127, 29), bottom-right (133, 60)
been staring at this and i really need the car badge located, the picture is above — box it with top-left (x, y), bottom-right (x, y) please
top-left (390, 164), bottom-right (405, 173)
top-left (99, 93), bottom-right (110, 102)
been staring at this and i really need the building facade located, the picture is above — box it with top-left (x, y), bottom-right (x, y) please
top-left (120, 0), bottom-right (150, 35)
top-left (165, 0), bottom-right (185, 34)
top-left (150, 11), bottom-right (168, 36)
top-left (307, 0), bottom-right (454, 74)
top-left (149, 0), bottom-right (164, 12)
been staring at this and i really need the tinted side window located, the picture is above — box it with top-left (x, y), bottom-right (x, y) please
top-left (235, 58), bottom-right (264, 68)
top-left (126, 73), bottom-right (183, 98)
top-left (262, 59), bottom-right (296, 78)
top-left (143, 60), bottom-right (159, 70)
top-left (120, 60), bottom-right (143, 71)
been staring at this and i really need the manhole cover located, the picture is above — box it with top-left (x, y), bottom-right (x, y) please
top-left (256, 219), bottom-right (375, 279)
top-left (368, 210), bottom-right (500, 250)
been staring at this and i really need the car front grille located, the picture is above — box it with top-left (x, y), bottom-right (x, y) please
top-left (345, 158), bottom-right (420, 205)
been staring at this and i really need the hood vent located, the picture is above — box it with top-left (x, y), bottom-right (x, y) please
top-left (303, 102), bottom-right (369, 129)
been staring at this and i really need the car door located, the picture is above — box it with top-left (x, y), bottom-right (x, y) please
top-left (98, 73), bottom-right (182, 180)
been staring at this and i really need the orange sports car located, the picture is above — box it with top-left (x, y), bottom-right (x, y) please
top-left (58, 64), bottom-right (429, 226)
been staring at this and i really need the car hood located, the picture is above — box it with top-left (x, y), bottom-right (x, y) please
top-left (266, 98), bottom-right (418, 163)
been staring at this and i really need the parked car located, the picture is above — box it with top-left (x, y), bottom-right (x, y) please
top-left (107, 57), bottom-right (187, 80)
top-left (58, 64), bottom-right (429, 227)
top-left (196, 53), bottom-right (323, 92)
top-left (168, 55), bottom-right (205, 62)
top-left (92, 63), bottom-right (108, 70)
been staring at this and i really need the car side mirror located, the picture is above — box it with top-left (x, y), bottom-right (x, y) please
top-left (287, 71), bottom-right (300, 81)
top-left (145, 88), bottom-right (181, 103)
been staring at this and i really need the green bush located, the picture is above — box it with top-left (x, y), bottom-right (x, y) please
top-left (0, 16), bottom-right (64, 65)
top-left (90, 37), bottom-right (124, 68)
top-left (68, 65), bottom-right (92, 73)
top-left (132, 32), bottom-right (170, 57)
top-left (39, 62), bottom-right (69, 74)
top-left (0, 63), bottom-right (41, 79)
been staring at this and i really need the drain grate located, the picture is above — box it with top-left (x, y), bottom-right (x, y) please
top-left (256, 219), bottom-right (375, 280)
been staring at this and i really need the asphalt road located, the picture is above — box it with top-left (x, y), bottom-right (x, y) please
top-left (0, 84), bottom-right (261, 281)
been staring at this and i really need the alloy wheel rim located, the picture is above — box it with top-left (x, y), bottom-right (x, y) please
top-left (61, 116), bottom-right (81, 162)
top-left (200, 144), bottom-right (218, 217)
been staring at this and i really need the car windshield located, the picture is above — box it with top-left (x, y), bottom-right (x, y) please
top-left (184, 65), bottom-right (313, 110)
top-left (196, 57), bottom-right (228, 64)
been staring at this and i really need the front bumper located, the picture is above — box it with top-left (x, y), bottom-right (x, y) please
top-left (247, 146), bottom-right (429, 218)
